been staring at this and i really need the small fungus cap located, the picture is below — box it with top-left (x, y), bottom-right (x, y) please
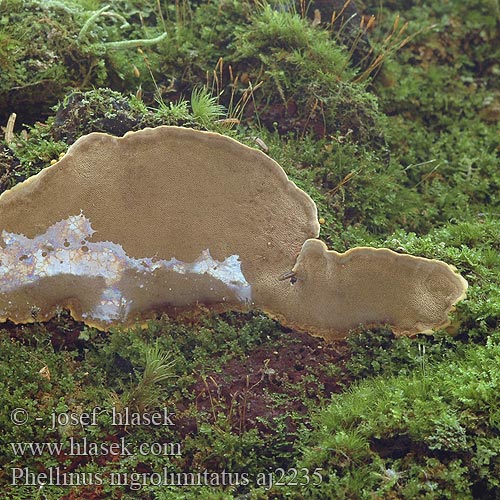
top-left (266, 239), bottom-right (468, 340)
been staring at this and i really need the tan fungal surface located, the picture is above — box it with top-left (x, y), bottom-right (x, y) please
top-left (0, 126), bottom-right (319, 329)
top-left (0, 126), bottom-right (468, 338)
top-left (268, 239), bottom-right (468, 340)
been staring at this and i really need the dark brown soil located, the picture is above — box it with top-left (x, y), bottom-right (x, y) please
top-left (177, 330), bottom-right (352, 439)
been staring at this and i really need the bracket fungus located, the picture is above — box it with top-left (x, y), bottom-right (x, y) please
top-left (272, 239), bottom-right (468, 341)
top-left (0, 126), bottom-right (467, 339)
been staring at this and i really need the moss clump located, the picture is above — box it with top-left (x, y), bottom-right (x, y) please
top-left (0, 1), bottom-right (104, 124)
top-left (3, 130), bottom-right (67, 191)
top-left (368, 0), bottom-right (500, 227)
top-left (0, 145), bottom-right (20, 193)
top-left (233, 5), bottom-right (386, 144)
top-left (252, 130), bottom-right (423, 241)
top-left (1, 1), bottom-right (387, 147)
top-left (0, 312), bottom-right (349, 499)
top-left (295, 334), bottom-right (500, 498)
top-left (51, 89), bottom-right (152, 143)
top-left (0, 1), bottom-right (166, 126)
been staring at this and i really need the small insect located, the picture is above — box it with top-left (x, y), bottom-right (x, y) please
top-left (30, 305), bottom-right (41, 320)
top-left (278, 270), bottom-right (297, 285)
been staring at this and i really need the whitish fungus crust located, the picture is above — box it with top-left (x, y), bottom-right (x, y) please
top-left (0, 214), bottom-right (251, 328)
top-left (0, 126), bottom-right (467, 338)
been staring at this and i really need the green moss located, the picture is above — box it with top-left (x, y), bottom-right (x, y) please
top-left (0, 313), bottom-right (314, 498)
top-left (368, 0), bottom-right (500, 228)
top-left (6, 124), bottom-right (68, 185)
top-left (232, 4), bottom-right (386, 142)
top-left (0, 1), bottom-right (166, 124)
top-left (249, 129), bottom-right (423, 242)
top-left (295, 335), bottom-right (500, 498)
top-left (2, 0), bottom-right (500, 498)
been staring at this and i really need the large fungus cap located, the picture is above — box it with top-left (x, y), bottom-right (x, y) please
top-left (0, 126), bottom-right (319, 329)
top-left (268, 239), bottom-right (468, 341)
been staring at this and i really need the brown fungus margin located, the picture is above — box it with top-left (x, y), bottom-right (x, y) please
top-left (0, 126), bottom-right (467, 339)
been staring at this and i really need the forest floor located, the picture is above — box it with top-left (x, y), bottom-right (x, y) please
top-left (1, 0), bottom-right (500, 498)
